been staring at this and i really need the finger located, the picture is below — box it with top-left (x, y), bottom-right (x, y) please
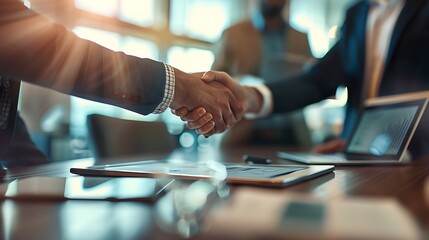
top-left (203, 87), bottom-right (237, 134)
top-left (203, 128), bottom-right (216, 138)
top-left (222, 89), bottom-right (241, 130)
top-left (172, 107), bottom-right (189, 117)
top-left (180, 107), bottom-right (207, 121)
top-left (195, 121), bottom-right (215, 135)
top-left (213, 108), bottom-right (234, 134)
top-left (221, 105), bottom-right (235, 132)
top-left (228, 88), bottom-right (246, 121)
top-left (187, 113), bottom-right (213, 129)
top-left (211, 109), bottom-right (226, 134)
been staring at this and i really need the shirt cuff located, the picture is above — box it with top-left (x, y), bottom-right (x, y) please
top-left (153, 64), bottom-right (175, 114)
top-left (244, 84), bottom-right (273, 119)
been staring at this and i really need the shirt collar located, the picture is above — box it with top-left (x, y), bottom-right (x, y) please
top-left (369, 0), bottom-right (402, 6)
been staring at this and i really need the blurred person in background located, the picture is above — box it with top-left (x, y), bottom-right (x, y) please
top-left (179, 0), bottom-right (429, 159)
top-left (212, 0), bottom-right (314, 148)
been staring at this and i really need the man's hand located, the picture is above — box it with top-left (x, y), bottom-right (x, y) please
top-left (172, 107), bottom-right (215, 135)
top-left (311, 139), bottom-right (346, 153)
top-left (170, 69), bottom-right (247, 135)
top-left (172, 70), bottom-right (264, 137)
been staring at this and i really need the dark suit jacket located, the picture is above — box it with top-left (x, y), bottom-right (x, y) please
top-left (0, 0), bottom-right (168, 166)
top-left (267, 0), bottom-right (429, 157)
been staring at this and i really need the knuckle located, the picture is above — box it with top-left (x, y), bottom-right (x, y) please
top-left (212, 111), bottom-right (221, 121)
top-left (219, 100), bottom-right (229, 109)
top-left (202, 126), bottom-right (211, 135)
top-left (236, 103), bottom-right (244, 113)
top-left (197, 118), bottom-right (206, 126)
top-left (187, 112), bottom-right (197, 120)
top-left (216, 122), bottom-right (226, 133)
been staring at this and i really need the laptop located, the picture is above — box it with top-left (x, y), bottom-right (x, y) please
top-left (70, 160), bottom-right (334, 188)
top-left (277, 92), bottom-right (429, 165)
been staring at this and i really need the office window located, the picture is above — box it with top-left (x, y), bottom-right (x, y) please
top-left (289, 0), bottom-right (357, 57)
top-left (122, 36), bottom-right (159, 59)
top-left (75, 0), bottom-right (155, 27)
top-left (119, 0), bottom-right (155, 27)
top-left (170, 0), bottom-right (243, 42)
top-left (73, 26), bottom-right (121, 51)
top-left (75, 0), bottom-right (118, 17)
top-left (167, 46), bottom-right (214, 73)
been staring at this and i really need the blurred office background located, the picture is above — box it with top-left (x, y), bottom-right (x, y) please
top-left (18, 0), bottom-right (357, 161)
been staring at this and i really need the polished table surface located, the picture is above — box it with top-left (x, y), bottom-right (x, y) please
top-left (2, 146), bottom-right (429, 240)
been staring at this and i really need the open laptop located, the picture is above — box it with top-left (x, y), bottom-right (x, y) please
top-left (70, 160), bottom-right (334, 188)
top-left (277, 92), bottom-right (429, 165)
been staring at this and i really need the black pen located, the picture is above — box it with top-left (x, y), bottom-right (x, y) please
top-left (242, 155), bottom-right (272, 164)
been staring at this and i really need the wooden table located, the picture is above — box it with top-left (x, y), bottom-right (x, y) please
top-left (1, 146), bottom-right (429, 239)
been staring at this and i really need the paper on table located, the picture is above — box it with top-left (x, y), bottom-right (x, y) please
top-left (205, 188), bottom-right (422, 240)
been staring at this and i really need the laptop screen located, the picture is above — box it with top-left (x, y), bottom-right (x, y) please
top-left (345, 99), bottom-right (427, 159)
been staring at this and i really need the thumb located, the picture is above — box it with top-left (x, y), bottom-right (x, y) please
top-left (201, 71), bottom-right (216, 83)
top-left (201, 70), bottom-right (230, 85)
top-left (190, 72), bottom-right (205, 79)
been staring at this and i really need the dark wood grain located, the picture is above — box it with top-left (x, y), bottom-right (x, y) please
top-left (1, 147), bottom-right (429, 239)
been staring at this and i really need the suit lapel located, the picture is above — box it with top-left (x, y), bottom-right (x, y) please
top-left (356, 2), bottom-right (370, 82)
top-left (384, 0), bottom-right (425, 69)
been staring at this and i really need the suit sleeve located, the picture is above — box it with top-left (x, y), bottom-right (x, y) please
top-left (267, 40), bottom-right (346, 114)
top-left (0, 0), bottom-right (167, 115)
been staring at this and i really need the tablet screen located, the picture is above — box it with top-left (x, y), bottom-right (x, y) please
top-left (345, 99), bottom-right (427, 159)
top-left (347, 106), bottom-right (418, 155)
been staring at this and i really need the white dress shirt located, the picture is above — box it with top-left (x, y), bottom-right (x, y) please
top-left (248, 0), bottom-right (405, 118)
top-left (364, 0), bottom-right (404, 99)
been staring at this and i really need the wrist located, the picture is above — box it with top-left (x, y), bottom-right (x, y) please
top-left (244, 86), bottom-right (263, 113)
top-left (153, 64), bottom-right (176, 114)
top-left (170, 67), bottom-right (187, 110)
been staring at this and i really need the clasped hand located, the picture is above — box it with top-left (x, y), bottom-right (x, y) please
top-left (170, 70), bottom-right (250, 137)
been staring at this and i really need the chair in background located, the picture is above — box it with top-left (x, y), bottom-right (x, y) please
top-left (86, 114), bottom-right (178, 160)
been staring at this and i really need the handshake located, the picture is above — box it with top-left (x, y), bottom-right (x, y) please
top-left (170, 69), bottom-right (264, 137)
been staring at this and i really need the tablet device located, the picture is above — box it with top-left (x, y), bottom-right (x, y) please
top-left (70, 160), bottom-right (334, 188)
top-left (278, 93), bottom-right (428, 165)
top-left (0, 176), bottom-right (173, 202)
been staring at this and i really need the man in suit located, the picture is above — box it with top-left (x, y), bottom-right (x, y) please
top-left (180, 0), bottom-right (429, 158)
top-left (0, 0), bottom-right (246, 172)
top-left (212, 0), bottom-right (312, 79)
top-left (212, 0), bottom-right (313, 147)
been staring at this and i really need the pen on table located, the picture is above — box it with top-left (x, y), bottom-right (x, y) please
top-left (242, 155), bottom-right (272, 164)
